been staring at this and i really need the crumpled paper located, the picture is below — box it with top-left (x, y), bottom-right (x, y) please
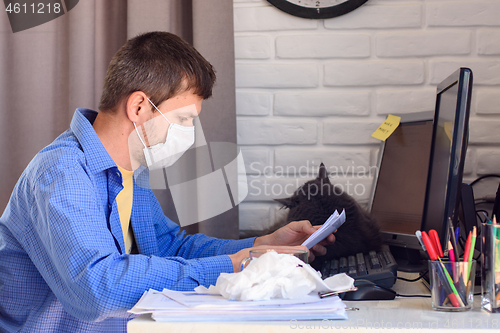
top-left (195, 251), bottom-right (354, 301)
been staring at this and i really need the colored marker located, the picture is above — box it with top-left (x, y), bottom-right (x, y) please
top-left (466, 227), bottom-right (477, 282)
top-left (429, 229), bottom-right (444, 258)
top-left (448, 240), bottom-right (457, 282)
top-left (415, 230), bottom-right (426, 252)
top-left (463, 231), bottom-right (472, 281)
top-left (421, 231), bottom-right (438, 261)
top-left (448, 218), bottom-right (459, 263)
top-left (456, 274), bottom-right (468, 306)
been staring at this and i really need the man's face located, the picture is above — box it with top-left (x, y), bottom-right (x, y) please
top-left (128, 90), bottom-right (203, 170)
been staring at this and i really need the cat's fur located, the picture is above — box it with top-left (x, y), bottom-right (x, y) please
top-left (275, 163), bottom-right (383, 260)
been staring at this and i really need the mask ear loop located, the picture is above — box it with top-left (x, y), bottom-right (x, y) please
top-left (133, 123), bottom-right (147, 148)
top-left (147, 97), bottom-right (172, 125)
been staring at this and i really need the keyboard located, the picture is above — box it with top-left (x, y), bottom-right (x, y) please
top-left (315, 246), bottom-right (398, 289)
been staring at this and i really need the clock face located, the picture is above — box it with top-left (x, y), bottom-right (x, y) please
top-left (286, 0), bottom-right (351, 8)
top-left (267, 0), bottom-right (369, 19)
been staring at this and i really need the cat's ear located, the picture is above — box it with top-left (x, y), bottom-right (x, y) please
top-left (274, 197), bottom-right (295, 208)
top-left (317, 163), bottom-right (330, 182)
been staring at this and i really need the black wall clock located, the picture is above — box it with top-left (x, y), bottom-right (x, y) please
top-left (267, 0), bottom-right (369, 19)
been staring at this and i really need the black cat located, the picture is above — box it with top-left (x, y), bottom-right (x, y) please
top-left (275, 163), bottom-right (383, 260)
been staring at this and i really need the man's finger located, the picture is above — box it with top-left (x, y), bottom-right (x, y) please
top-left (319, 233), bottom-right (335, 244)
top-left (311, 244), bottom-right (328, 256)
top-left (290, 220), bottom-right (315, 234)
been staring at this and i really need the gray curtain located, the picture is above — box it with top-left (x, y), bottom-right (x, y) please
top-left (0, 0), bottom-right (239, 239)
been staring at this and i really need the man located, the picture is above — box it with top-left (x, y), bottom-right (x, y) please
top-left (0, 32), bottom-right (334, 332)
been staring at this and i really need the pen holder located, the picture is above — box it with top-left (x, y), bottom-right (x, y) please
top-left (481, 223), bottom-right (500, 313)
top-left (429, 260), bottom-right (476, 311)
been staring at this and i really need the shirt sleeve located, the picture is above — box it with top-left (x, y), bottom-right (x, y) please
top-left (22, 160), bottom-right (253, 322)
top-left (146, 189), bottom-right (255, 259)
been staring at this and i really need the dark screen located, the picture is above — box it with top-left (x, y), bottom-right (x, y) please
top-left (371, 120), bottom-right (433, 238)
top-left (422, 83), bottom-right (458, 235)
top-left (421, 68), bottom-right (472, 250)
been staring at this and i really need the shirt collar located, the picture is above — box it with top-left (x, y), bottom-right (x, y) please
top-left (70, 108), bottom-right (117, 175)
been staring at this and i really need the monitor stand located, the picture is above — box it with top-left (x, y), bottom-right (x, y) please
top-left (389, 246), bottom-right (427, 273)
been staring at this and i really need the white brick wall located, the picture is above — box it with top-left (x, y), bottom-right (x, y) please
top-left (376, 89), bottom-right (436, 115)
top-left (274, 91), bottom-right (371, 117)
top-left (324, 61), bottom-right (425, 86)
top-left (237, 119), bottom-right (318, 145)
top-left (276, 34), bottom-right (370, 59)
top-left (376, 31), bottom-right (471, 58)
top-left (234, 0), bottom-right (500, 233)
top-left (236, 63), bottom-right (319, 88)
top-left (426, 1), bottom-right (500, 27)
top-left (236, 92), bottom-right (270, 116)
top-left (323, 3), bottom-right (422, 29)
top-left (234, 35), bottom-right (272, 59)
top-left (477, 30), bottom-right (500, 55)
top-left (476, 89), bottom-right (500, 115)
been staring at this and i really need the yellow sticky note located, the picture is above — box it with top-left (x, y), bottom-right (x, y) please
top-left (371, 114), bottom-right (401, 141)
top-left (444, 121), bottom-right (453, 145)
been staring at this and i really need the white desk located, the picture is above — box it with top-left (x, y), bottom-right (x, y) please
top-left (127, 273), bottom-right (499, 332)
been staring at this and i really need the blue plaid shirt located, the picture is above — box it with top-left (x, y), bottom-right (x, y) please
top-left (0, 109), bottom-right (254, 333)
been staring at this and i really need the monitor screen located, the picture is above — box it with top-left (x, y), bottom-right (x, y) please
top-left (493, 183), bottom-right (500, 221)
top-left (421, 68), bottom-right (473, 250)
top-left (370, 112), bottom-right (434, 250)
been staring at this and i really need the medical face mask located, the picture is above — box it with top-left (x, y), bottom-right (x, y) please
top-left (133, 98), bottom-right (195, 170)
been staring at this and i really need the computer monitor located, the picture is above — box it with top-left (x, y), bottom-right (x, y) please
top-left (421, 68), bottom-right (473, 250)
top-left (369, 112), bottom-right (434, 251)
top-left (493, 183), bottom-right (500, 221)
top-left (369, 68), bottom-right (473, 258)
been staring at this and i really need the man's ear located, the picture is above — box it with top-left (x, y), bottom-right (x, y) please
top-left (126, 91), bottom-right (150, 124)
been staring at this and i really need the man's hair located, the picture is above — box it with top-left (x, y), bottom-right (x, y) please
top-left (99, 31), bottom-right (216, 112)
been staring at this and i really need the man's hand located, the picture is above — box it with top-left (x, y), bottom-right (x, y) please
top-left (228, 245), bottom-right (308, 273)
top-left (253, 220), bottom-right (336, 262)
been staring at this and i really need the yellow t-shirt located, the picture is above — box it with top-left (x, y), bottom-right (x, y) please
top-left (116, 166), bottom-right (134, 254)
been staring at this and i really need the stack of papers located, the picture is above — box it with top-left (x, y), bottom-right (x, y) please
top-left (129, 289), bottom-right (347, 322)
top-left (302, 210), bottom-right (346, 249)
